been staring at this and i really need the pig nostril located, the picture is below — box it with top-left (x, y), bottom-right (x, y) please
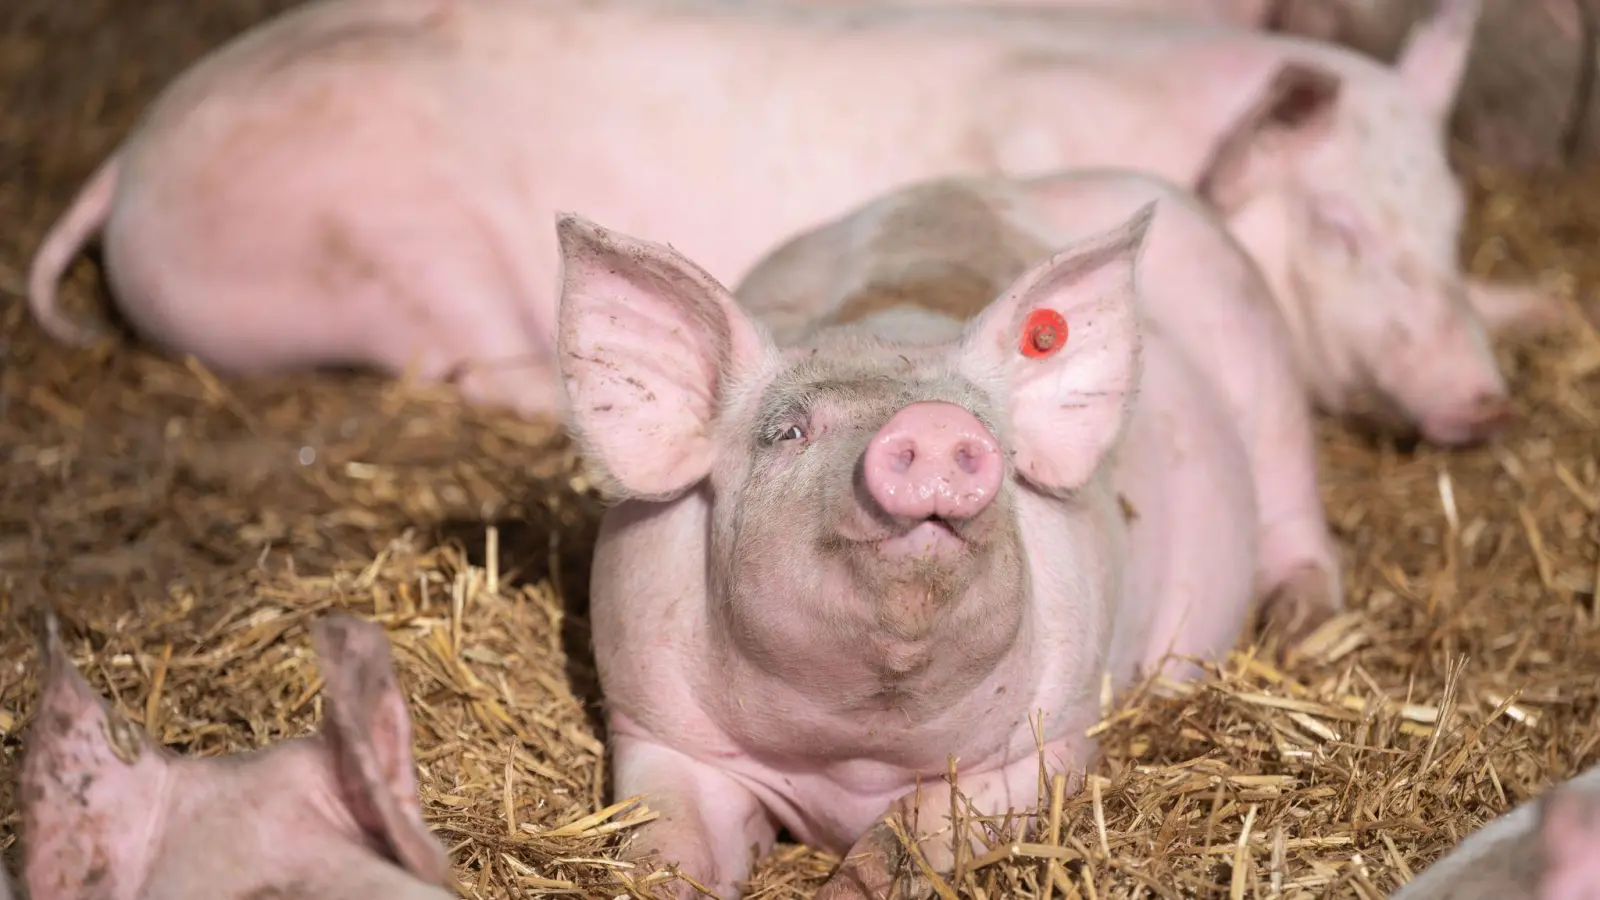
top-left (891, 447), bottom-right (916, 474)
top-left (954, 443), bottom-right (981, 475)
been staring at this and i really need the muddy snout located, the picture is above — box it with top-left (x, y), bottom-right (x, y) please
top-left (862, 401), bottom-right (1003, 523)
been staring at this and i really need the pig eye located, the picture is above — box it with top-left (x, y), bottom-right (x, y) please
top-left (777, 424), bottom-right (806, 442)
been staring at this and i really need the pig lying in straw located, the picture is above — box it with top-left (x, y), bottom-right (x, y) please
top-left (27, 0), bottom-right (1555, 444)
top-left (559, 171), bottom-right (1341, 898)
top-left (1390, 761), bottom-right (1600, 900)
top-left (15, 611), bottom-right (455, 900)
top-left (788, 0), bottom-right (1600, 171)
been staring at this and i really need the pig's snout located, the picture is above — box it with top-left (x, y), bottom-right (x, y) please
top-left (863, 401), bottom-right (1002, 522)
top-left (1422, 390), bottom-right (1517, 446)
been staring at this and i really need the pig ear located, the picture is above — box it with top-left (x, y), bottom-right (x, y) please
top-left (311, 614), bottom-right (453, 889)
top-left (1197, 62), bottom-right (1343, 213)
top-left (20, 610), bottom-right (171, 900)
top-left (555, 214), bottom-right (770, 502)
top-left (959, 202), bottom-right (1154, 496)
top-left (1395, 0), bottom-right (1479, 118)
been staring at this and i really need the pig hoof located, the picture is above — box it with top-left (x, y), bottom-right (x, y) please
top-left (1256, 563), bottom-right (1340, 653)
top-left (816, 822), bottom-right (925, 900)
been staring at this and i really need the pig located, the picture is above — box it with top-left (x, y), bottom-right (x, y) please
top-left (1262, 0), bottom-right (1600, 172)
top-left (16, 611), bottom-right (456, 900)
top-left (785, 0), bottom-right (1600, 171)
top-left (26, 0), bottom-right (1558, 443)
top-left (1389, 761), bottom-right (1600, 900)
top-left (557, 174), bottom-right (1340, 898)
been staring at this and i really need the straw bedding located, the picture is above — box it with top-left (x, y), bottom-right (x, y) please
top-left (2, 1), bottom-right (1599, 898)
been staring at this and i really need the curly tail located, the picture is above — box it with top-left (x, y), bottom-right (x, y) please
top-left (27, 153), bottom-right (122, 346)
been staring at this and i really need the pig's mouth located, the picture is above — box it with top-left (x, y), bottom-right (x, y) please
top-left (872, 516), bottom-right (971, 560)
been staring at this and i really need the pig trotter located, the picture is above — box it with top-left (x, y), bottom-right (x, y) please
top-left (1254, 562), bottom-right (1341, 652)
top-left (608, 735), bottom-right (775, 900)
top-left (1464, 279), bottom-right (1574, 338)
top-left (815, 820), bottom-right (924, 900)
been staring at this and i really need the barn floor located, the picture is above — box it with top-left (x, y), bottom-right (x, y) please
top-left (4, 2), bottom-right (1600, 898)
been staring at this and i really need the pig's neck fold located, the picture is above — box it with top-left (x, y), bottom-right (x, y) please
top-left (710, 548), bottom-right (1028, 727)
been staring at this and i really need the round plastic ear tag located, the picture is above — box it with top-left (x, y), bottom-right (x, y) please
top-left (1020, 309), bottom-right (1068, 359)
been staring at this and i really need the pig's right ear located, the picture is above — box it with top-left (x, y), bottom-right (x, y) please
top-left (311, 614), bottom-right (454, 889)
top-left (959, 202), bottom-right (1154, 497)
top-left (20, 611), bottom-right (172, 900)
top-left (554, 214), bottom-right (771, 501)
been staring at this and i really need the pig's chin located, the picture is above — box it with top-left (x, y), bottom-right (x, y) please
top-left (874, 518), bottom-right (968, 560)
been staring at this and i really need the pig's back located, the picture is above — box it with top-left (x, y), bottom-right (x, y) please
top-left (736, 179), bottom-right (1051, 342)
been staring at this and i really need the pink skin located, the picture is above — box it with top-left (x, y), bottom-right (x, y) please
top-left (26, 0), bottom-right (1560, 439)
top-left (1387, 763), bottom-right (1600, 900)
top-left (17, 612), bottom-right (455, 900)
top-left (557, 181), bottom-right (1309, 899)
top-left (1538, 776), bottom-right (1600, 900)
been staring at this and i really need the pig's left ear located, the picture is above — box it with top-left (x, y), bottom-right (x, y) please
top-left (20, 611), bottom-right (172, 900)
top-left (1395, 0), bottom-right (1480, 118)
top-left (959, 202), bottom-right (1155, 497)
top-left (1197, 62), bottom-right (1343, 213)
top-left (311, 614), bottom-right (454, 889)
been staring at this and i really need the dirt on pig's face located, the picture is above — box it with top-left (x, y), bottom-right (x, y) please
top-left (708, 332), bottom-right (1026, 647)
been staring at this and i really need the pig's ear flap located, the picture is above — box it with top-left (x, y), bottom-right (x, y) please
top-left (959, 202), bottom-right (1154, 497)
top-left (1197, 62), bottom-right (1343, 213)
top-left (555, 214), bottom-right (770, 502)
top-left (20, 610), bottom-right (171, 900)
top-left (1395, 0), bottom-right (1479, 118)
top-left (311, 614), bottom-right (453, 889)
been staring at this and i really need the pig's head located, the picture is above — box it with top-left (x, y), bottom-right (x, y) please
top-left (1537, 778), bottom-right (1600, 900)
top-left (1199, 0), bottom-right (1529, 446)
top-left (555, 205), bottom-right (1149, 665)
top-left (18, 611), bottom-right (454, 900)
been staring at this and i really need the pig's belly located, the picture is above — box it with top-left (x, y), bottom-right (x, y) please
top-left (1110, 335), bottom-right (1258, 685)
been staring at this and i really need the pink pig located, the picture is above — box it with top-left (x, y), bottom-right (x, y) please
top-left (27, 0), bottom-right (1554, 443)
top-left (1389, 762), bottom-right (1600, 900)
top-left (558, 171), bottom-right (1339, 899)
top-left (16, 611), bottom-right (456, 900)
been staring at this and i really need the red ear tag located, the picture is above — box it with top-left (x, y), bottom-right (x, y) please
top-left (1019, 309), bottom-right (1068, 359)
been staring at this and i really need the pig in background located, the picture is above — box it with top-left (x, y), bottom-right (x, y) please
top-left (14, 611), bottom-right (456, 900)
top-left (785, 0), bottom-right (1600, 172)
top-left (559, 169), bottom-right (1341, 898)
top-left (1389, 760), bottom-right (1600, 900)
top-left (24, 0), bottom-right (1560, 450)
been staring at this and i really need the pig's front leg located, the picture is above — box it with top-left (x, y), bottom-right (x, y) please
top-left (612, 735), bottom-right (776, 899)
top-left (1464, 278), bottom-right (1578, 338)
top-left (815, 737), bottom-right (1092, 900)
top-left (1247, 361), bottom-right (1344, 649)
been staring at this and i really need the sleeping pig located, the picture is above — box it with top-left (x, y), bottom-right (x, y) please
top-left (783, 0), bottom-right (1600, 171)
top-left (27, 0), bottom-right (1555, 443)
top-left (1390, 761), bottom-right (1600, 900)
top-left (16, 611), bottom-right (455, 900)
top-left (558, 172), bottom-right (1340, 898)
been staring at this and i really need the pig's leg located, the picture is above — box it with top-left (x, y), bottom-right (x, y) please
top-left (816, 738), bottom-right (1091, 900)
top-left (611, 736), bottom-right (775, 899)
top-left (1245, 347), bottom-right (1344, 647)
top-left (1464, 278), bottom-right (1576, 338)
